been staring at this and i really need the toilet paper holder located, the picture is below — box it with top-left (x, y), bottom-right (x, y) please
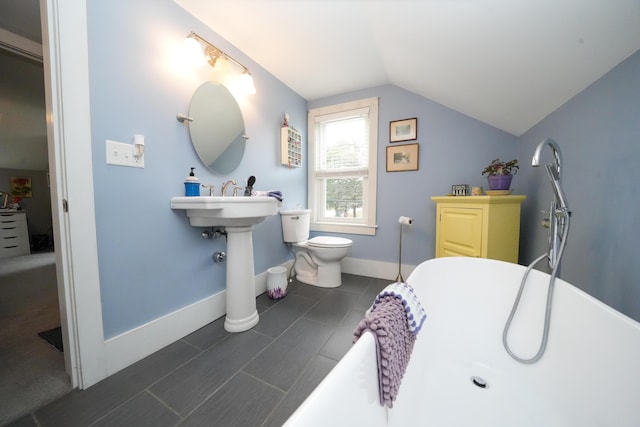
top-left (396, 216), bottom-right (414, 282)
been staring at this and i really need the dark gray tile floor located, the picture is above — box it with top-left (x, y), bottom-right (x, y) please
top-left (8, 273), bottom-right (389, 427)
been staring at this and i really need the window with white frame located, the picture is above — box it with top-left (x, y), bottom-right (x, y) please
top-left (308, 97), bottom-right (378, 235)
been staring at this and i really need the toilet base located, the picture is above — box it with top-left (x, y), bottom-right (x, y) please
top-left (295, 263), bottom-right (342, 288)
top-left (289, 237), bottom-right (351, 288)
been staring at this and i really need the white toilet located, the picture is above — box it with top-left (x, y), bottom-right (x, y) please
top-left (280, 209), bottom-right (353, 288)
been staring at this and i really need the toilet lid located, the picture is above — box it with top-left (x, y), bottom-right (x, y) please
top-left (307, 236), bottom-right (353, 248)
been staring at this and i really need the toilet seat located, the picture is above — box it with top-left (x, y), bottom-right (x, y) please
top-left (307, 236), bottom-right (352, 248)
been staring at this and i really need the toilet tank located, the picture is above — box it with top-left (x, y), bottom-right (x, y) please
top-left (280, 209), bottom-right (311, 243)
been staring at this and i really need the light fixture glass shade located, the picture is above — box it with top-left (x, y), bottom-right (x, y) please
top-left (211, 56), bottom-right (233, 86)
top-left (213, 56), bottom-right (232, 75)
top-left (238, 71), bottom-right (256, 95)
top-left (183, 36), bottom-right (205, 66)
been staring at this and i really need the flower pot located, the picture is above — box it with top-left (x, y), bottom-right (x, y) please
top-left (487, 174), bottom-right (513, 190)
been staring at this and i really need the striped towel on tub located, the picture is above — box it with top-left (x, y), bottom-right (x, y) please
top-left (353, 281), bottom-right (426, 408)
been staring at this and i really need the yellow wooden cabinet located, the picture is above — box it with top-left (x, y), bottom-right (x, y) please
top-left (431, 195), bottom-right (526, 263)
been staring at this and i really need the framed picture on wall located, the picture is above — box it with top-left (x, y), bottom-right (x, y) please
top-left (389, 117), bottom-right (417, 142)
top-left (386, 143), bottom-right (419, 172)
top-left (10, 176), bottom-right (32, 198)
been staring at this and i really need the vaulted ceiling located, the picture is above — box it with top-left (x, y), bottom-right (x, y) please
top-left (175, 0), bottom-right (640, 136)
top-left (2, 1), bottom-right (639, 171)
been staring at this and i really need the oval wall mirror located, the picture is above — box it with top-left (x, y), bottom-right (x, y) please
top-left (187, 82), bottom-right (246, 174)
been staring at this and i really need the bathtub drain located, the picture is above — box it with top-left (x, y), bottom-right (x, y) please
top-left (471, 376), bottom-right (488, 389)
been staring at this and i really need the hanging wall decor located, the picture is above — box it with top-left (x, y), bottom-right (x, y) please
top-left (386, 143), bottom-right (419, 172)
top-left (10, 177), bottom-right (32, 198)
top-left (389, 117), bottom-right (417, 142)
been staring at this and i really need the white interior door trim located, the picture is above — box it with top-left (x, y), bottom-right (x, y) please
top-left (41, 0), bottom-right (106, 389)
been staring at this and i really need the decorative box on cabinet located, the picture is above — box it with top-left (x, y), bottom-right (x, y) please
top-left (431, 195), bottom-right (526, 263)
top-left (1, 211), bottom-right (31, 258)
top-left (281, 126), bottom-right (302, 168)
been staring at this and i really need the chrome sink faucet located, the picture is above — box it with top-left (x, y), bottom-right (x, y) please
top-left (202, 184), bottom-right (215, 196)
top-left (221, 180), bottom-right (237, 196)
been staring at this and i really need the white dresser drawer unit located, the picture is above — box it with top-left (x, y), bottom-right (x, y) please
top-left (0, 212), bottom-right (31, 258)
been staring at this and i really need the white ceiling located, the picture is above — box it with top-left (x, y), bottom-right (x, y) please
top-left (175, 0), bottom-right (640, 136)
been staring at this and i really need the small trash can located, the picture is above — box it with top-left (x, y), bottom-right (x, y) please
top-left (266, 266), bottom-right (288, 299)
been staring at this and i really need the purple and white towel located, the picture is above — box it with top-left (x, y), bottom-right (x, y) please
top-left (353, 281), bottom-right (426, 408)
top-left (251, 190), bottom-right (283, 201)
top-left (372, 281), bottom-right (427, 334)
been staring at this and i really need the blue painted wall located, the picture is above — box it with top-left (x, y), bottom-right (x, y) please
top-left (518, 49), bottom-right (640, 322)
top-left (86, 0), bottom-right (640, 339)
top-left (308, 86), bottom-right (518, 266)
top-left (87, 0), bottom-right (307, 338)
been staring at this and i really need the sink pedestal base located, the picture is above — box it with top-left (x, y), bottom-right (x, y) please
top-left (170, 195), bottom-right (279, 332)
top-left (223, 225), bottom-right (259, 332)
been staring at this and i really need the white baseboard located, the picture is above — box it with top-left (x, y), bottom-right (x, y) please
top-left (102, 258), bottom-right (412, 377)
top-left (341, 257), bottom-right (416, 281)
top-left (103, 260), bottom-right (294, 376)
top-left (102, 258), bottom-right (411, 377)
top-left (103, 291), bottom-right (225, 376)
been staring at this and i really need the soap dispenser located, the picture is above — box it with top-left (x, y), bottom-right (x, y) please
top-left (184, 167), bottom-right (200, 197)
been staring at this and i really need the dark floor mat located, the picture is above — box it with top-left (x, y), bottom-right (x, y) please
top-left (38, 326), bottom-right (63, 352)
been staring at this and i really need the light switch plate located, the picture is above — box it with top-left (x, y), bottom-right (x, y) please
top-left (106, 140), bottom-right (144, 168)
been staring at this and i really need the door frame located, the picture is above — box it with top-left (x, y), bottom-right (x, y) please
top-left (40, 0), bottom-right (106, 388)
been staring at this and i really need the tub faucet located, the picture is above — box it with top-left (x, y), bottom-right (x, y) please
top-left (221, 180), bottom-right (237, 196)
top-left (532, 138), bottom-right (568, 210)
top-left (532, 138), bottom-right (562, 178)
top-left (531, 138), bottom-right (570, 270)
top-left (504, 139), bottom-right (572, 363)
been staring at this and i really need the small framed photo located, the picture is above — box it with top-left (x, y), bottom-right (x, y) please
top-left (10, 176), bottom-right (32, 198)
top-left (386, 143), bottom-right (419, 172)
top-left (389, 117), bottom-right (417, 142)
top-left (451, 184), bottom-right (469, 196)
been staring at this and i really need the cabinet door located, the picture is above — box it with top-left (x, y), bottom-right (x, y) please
top-left (438, 207), bottom-right (483, 257)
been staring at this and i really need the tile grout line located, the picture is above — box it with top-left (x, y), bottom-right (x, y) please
top-left (175, 294), bottom-right (329, 424)
top-left (144, 289), bottom-right (315, 423)
top-left (145, 388), bottom-right (184, 421)
top-left (83, 338), bottom-right (210, 426)
top-left (24, 274), bottom-right (380, 427)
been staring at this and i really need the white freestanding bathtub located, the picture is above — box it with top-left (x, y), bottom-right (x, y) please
top-left (284, 257), bottom-right (640, 426)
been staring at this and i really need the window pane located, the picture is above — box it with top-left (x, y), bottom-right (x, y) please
top-left (318, 117), bottom-right (368, 170)
top-left (322, 177), bottom-right (363, 219)
top-left (308, 97), bottom-right (378, 235)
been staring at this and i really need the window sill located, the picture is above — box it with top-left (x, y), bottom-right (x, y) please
top-left (310, 222), bottom-right (377, 236)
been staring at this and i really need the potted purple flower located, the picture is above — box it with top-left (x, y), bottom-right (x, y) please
top-left (482, 158), bottom-right (519, 190)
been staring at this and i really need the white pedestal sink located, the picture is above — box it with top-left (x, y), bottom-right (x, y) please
top-left (170, 196), bottom-right (279, 332)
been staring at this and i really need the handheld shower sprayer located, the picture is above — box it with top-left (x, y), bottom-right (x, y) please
top-left (544, 164), bottom-right (569, 211)
top-left (532, 138), bottom-right (568, 211)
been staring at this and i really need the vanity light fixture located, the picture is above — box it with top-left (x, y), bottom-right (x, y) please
top-left (185, 31), bottom-right (256, 95)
